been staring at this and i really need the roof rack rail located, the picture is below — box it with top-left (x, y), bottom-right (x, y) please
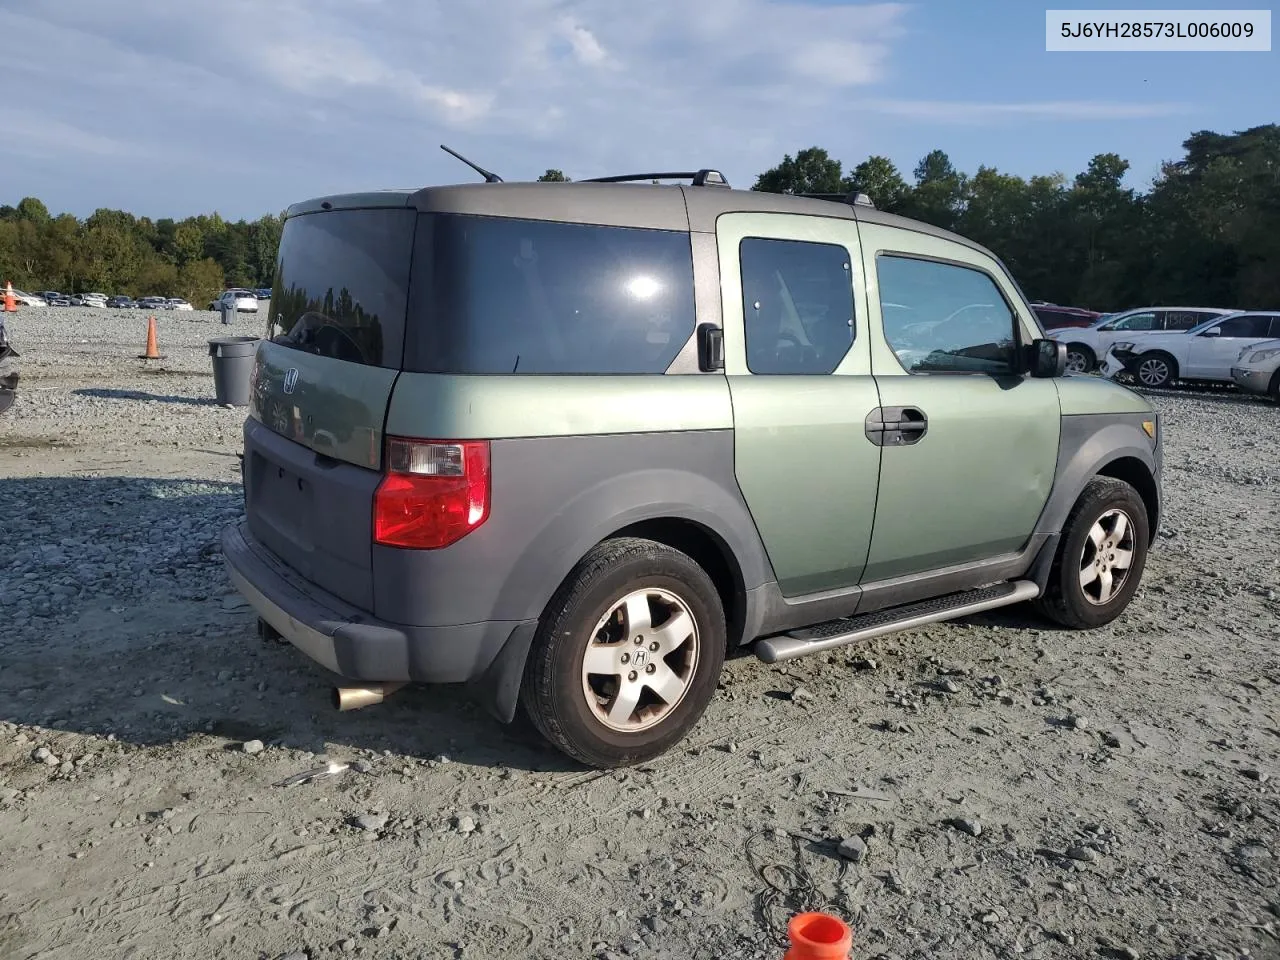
top-left (581, 169), bottom-right (731, 188)
top-left (797, 191), bottom-right (876, 209)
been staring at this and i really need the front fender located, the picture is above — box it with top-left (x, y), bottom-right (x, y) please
top-left (1034, 413), bottom-right (1160, 539)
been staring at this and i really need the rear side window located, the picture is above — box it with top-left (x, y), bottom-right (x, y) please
top-left (405, 213), bottom-right (696, 374)
top-left (268, 208), bottom-right (416, 368)
top-left (1161, 310), bottom-right (1203, 331)
top-left (739, 237), bottom-right (854, 375)
top-left (1217, 315), bottom-right (1274, 338)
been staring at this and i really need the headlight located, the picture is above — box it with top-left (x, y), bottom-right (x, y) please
top-left (1112, 342), bottom-right (1135, 352)
top-left (1248, 347), bottom-right (1280, 364)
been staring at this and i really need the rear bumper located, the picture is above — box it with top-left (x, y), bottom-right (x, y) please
top-left (221, 518), bottom-right (535, 687)
top-left (1231, 367), bottom-right (1272, 395)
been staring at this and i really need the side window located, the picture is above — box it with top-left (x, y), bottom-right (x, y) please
top-left (1266, 316), bottom-right (1280, 338)
top-left (1161, 311), bottom-right (1200, 331)
top-left (876, 254), bottom-right (1020, 375)
top-left (739, 237), bottom-right (854, 375)
top-left (1113, 311), bottom-right (1157, 331)
top-left (1217, 315), bottom-right (1271, 338)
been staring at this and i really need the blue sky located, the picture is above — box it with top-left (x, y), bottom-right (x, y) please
top-left (2, 0), bottom-right (1274, 221)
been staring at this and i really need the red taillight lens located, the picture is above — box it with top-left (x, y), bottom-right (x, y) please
top-left (373, 438), bottom-right (490, 549)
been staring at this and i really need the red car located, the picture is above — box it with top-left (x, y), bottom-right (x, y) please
top-left (1032, 302), bottom-right (1103, 330)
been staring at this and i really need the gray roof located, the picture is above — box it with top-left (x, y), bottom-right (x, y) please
top-left (286, 181), bottom-right (992, 258)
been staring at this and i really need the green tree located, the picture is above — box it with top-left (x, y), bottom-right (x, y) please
top-left (537, 169), bottom-right (571, 182)
top-left (902, 150), bottom-right (968, 231)
top-left (752, 147), bottom-right (845, 195)
top-left (178, 258), bottom-right (225, 305)
top-left (173, 222), bottom-right (205, 266)
top-left (16, 197), bottom-right (50, 224)
top-left (844, 156), bottom-right (911, 212)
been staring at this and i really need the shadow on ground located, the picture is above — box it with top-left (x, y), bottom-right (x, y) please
top-left (71, 387), bottom-right (220, 406)
top-left (0, 474), bottom-right (573, 773)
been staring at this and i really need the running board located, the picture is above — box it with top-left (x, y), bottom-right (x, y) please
top-left (755, 580), bottom-right (1041, 663)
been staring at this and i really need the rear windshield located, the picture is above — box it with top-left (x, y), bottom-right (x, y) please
top-left (404, 213), bottom-right (696, 374)
top-left (268, 208), bottom-right (416, 368)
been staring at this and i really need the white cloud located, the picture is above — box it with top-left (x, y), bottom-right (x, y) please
top-left (559, 17), bottom-right (610, 67)
top-left (0, 1), bottom-right (1208, 218)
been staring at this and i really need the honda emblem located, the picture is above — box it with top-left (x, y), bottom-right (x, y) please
top-left (283, 368), bottom-right (299, 394)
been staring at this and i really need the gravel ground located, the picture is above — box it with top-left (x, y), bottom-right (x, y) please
top-left (1, 306), bottom-right (1278, 960)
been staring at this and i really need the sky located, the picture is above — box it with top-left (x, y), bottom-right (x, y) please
top-left (1, 0), bottom-right (1275, 221)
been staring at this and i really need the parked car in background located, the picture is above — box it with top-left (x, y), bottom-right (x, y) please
top-left (6, 289), bottom-right (46, 307)
top-left (136, 296), bottom-right (168, 310)
top-left (42, 290), bottom-right (72, 306)
top-left (1101, 310), bottom-right (1280, 387)
top-left (71, 293), bottom-right (108, 307)
top-left (1032, 303), bottom-right (1102, 331)
top-left (1230, 337), bottom-right (1280, 402)
top-left (209, 289), bottom-right (259, 313)
top-left (165, 298), bottom-right (194, 311)
top-left (255, 288), bottom-right (272, 299)
top-left (106, 296), bottom-right (136, 309)
top-left (1047, 306), bottom-right (1234, 373)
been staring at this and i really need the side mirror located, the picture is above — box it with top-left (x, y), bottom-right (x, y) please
top-left (1200, 326), bottom-right (1221, 337)
top-left (697, 323), bottom-right (724, 371)
top-left (1027, 338), bottom-right (1067, 378)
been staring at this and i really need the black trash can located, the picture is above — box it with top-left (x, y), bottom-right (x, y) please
top-left (208, 336), bottom-right (261, 407)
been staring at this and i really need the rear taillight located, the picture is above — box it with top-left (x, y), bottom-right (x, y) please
top-left (373, 438), bottom-right (490, 549)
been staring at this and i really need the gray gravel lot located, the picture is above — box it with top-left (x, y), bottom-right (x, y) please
top-left (0, 306), bottom-right (1277, 960)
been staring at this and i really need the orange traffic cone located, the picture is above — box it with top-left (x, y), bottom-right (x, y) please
top-left (783, 912), bottom-right (853, 960)
top-left (138, 315), bottom-right (164, 360)
top-left (3, 281), bottom-right (16, 313)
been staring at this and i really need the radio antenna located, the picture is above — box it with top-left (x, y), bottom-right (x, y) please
top-left (439, 144), bottom-right (503, 183)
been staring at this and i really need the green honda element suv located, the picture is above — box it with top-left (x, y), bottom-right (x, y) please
top-left (221, 165), bottom-right (1162, 769)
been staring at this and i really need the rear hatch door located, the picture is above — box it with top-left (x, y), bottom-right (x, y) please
top-left (244, 199), bottom-right (415, 611)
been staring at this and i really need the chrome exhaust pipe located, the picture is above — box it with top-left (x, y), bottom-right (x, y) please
top-left (333, 682), bottom-right (406, 712)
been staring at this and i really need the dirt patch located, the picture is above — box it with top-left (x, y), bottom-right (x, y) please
top-left (0, 313), bottom-right (1277, 960)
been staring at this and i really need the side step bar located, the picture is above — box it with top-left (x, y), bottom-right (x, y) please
top-left (755, 580), bottom-right (1040, 663)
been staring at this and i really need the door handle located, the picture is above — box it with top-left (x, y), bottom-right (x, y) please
top-left (864, 406), bottom-right (928, 446)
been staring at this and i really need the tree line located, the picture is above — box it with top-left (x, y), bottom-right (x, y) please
top-left (539, 124), bottom-right (1278, 312)
top-left (0, 200), bottom-right (282, 306)
top-left (3, 123), bottom-right (1275, 313)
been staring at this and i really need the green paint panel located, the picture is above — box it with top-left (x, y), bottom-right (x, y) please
top-left (1055, 375), bottom-right (1155, 415)
top-left (728, 376), bottom-right (883, 595)
top-left (864, 375), bottom-right (1061, 583)
top-left (386, 373), bottom-right (734, 439)
top-left (249, 342), bottom-right (399, 469)
top-left (711, 210), bottom-right (879, 595)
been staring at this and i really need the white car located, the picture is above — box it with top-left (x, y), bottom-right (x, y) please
top-left (1100, 310), bottom-right (1280, 388)
top-left (209, 290), bottom-right (259, 313)
top-left (72, 292), bottom-right (108, 308)
top-left (1230, 337), bottom-right (1280, 402)
top-left (1046, 306), bottom-right (1232, 374)
top-left (165, 298), bottom-right (195, 311)
top-left (7, 289), bottom-right (46, 307)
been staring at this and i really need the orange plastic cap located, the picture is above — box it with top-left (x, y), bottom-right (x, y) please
top-left (784, 912), bottom-right (853, 960)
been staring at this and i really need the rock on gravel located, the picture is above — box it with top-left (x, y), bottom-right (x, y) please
top-left (354, 813), bottom-right (389, 832)
top-left (241, 739), bottom-right (265, 755)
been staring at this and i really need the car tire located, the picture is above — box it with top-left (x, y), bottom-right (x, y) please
top-left (1036, 476), bottom-right (1149, 630)
top-left (1064, 345), bottom-right (1095, 374)
top-left (1269, 369), bottom-right (1280, 404)
top-left (1134, 352), bottom-right (1176, 388)
top-left (520, 536), bottom-right (726, 769)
